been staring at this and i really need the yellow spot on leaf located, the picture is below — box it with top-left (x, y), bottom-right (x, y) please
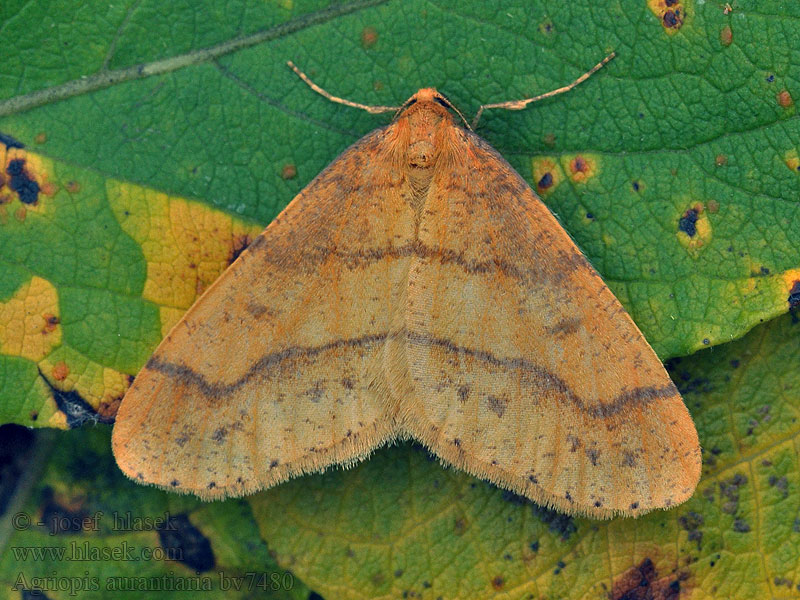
top-left (784, 149), bottom-right (800, 173)
top-left (39, 345), bottom-right (133, 423)
top-left (107, 181), bottom-right (263, 316)
top-left (0, 144), bottom-right (56, 212)
top-left (0, 276), bottom-right (61, 361)
top-left (531, 158), bottom-right (562, 195)
top-left (676, 202), bottom-right (712, 257)
top-left (562, 154), bottom-right (598, 183)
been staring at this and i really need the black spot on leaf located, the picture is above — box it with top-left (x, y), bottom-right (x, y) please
top-left (678, 208), bottom-right (698, 236)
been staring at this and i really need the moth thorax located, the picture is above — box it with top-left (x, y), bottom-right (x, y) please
top-left (408, 140), bottom-right (436, 168)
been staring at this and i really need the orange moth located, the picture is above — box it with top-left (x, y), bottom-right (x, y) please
top-left (112, 54), bottom-right (701, 518)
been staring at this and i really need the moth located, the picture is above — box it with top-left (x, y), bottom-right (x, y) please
top-left (113, 55), bottom-right (701, 518)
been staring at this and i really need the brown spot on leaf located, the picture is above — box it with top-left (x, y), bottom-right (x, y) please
top-left (491, 576), bottom-right (504, 591)
top-left (720, 25), bottom-right (732, 46)
top-left (663, 9), bottom-right (683, 29)
top-left (567, 154), bottom-right (596, 182)
top-left (778, 90), bottom-right (794, 108)
top-left (281, 164), bottom-right (297, 179)
top-left (715, 154), bottom-right (727, 166)
top-left (65, 180), bottom-right (81, 194)
top-left (52, 361), bottom-right (69, 381)
top-left (612, 558), bottom-right (687, 600)
top-left (35, 132), bottom-right (47, 144)
top-left (42, 313), bottom-right (59, 333)
top-left (361, 26), bottom-right (378, 49)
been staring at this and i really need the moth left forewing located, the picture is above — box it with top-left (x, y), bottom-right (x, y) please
top-left (398, 129), bottom-right (701, 518)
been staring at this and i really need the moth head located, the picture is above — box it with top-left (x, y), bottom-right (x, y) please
top-left (394, 88), bottom-right (471, 131)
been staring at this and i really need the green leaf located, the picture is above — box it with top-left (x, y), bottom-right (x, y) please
top-left (250, 312), bottom-right (800, 599)
top-left (0, 425), bottom-right (312, 599)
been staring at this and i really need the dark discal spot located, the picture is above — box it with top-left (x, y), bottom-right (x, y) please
top-left (537, 172), bottom-right (554, 190)
top-left (678, 511), bottom-right (704, 549)
top-left (341, 377), bottom-right (355, 390)
top-left (37, 369), bottom-right (111, 427)
top-left (6, 159), bottom-right (40, 205)
top-left (567, 435), bottom-right (581, 452)
top-left (452, 438), bottom-right (461, 448)
top-left (157, 514), bottom-right (215, 572)
top-left (630, 501), bottom-right (639, 510)
top-left (585, 448), bottom-right (600, 466)
top-left (211, 426), bottom-right (227, 444)
top-left (678, 208), bottom-right (698, 236)
top-left (176, 433), bottom-right (190, 447)
top-left (208, 481), bottom-right (216, 489)
top-left (663, 9), bottom-right (683, 29)
top-left (170, 480), bottom-right (179, 487)
top-left (528, 474), bottom-right (539, 484)
top-left (486, 394), bottom-right (507, 418)
top-left (40, 487), bottom-right (88, 535)
top-left (532, 505), bottom-right (576, 540)
top-left (491, 576), bottom-right (504, 591)
top-left (565, 491), bottom-right (573, 502)
top-left (546, 317), bottom-right (581, 336)
top-left (457, 384), bottom-right (470, 402)
top-left (611, 558), bottom-right (686, 600)
top-left (622, 450), bottom-right (637, 467)
top-left (270, 459), bottom-right (279, 469)
top-left (305, 381), bottom-right (325, 403)
top-left (228, 234), bottom-right (254, 265)
top-left (788, 281), bottom-right (800, 308)
top-left (245, 302), bottom-right (268, 318)
top-left (0, 132), bottom-right (25, 149)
